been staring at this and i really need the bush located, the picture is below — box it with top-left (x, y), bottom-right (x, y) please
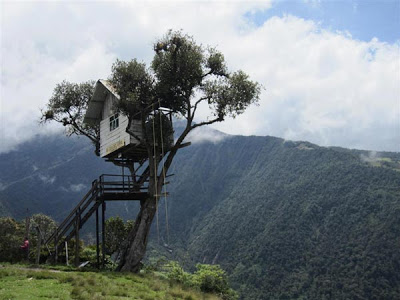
top-left (0, 217), bottom-right (25, 262)
top-left (166, 261), bottom-right (192, 285)
top-left (165, 261), bottom-right (238, 300)
top-left (193, 264), bottom-right (237, 299)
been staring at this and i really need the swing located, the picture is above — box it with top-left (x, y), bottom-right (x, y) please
top-left (151, 102), bottom-right (171, 248)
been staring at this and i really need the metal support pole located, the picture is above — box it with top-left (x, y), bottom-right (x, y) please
top-left (102, 201), bottom-right (106, 269)
top-left (96, 207), bottom-right (100, 268)
top-left (65, 241), bottom-right (69, 266)
top-left (122, 165), bottom-right (125, 191)
top-left (55, 232), bottom-right (58, 263)
top-left (75, 211), bottom-right (80, 267)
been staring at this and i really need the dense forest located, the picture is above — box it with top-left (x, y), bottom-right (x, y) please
top-left (1, 132), bottom-right (399, 299)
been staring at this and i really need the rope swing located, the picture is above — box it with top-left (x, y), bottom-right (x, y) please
top-left (151, 102), bottom-right (171, 246)
top-left (152, 104), bottom-right (160, 244)
top-left (158, 100), bottom-right (170, 246)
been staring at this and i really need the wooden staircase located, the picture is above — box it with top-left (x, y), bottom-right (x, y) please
top-left (46, 174), bottom-right (148, 267)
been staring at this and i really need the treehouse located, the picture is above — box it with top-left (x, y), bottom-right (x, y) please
top-left (84, 80), bottom-right (173, 161)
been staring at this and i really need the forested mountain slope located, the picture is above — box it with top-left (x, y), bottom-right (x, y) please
top-left (165, 136), bottom-right (400, 299)
top-left (1, 133), bottom-right (399, 299)
top-left (0, 135), bottom-right (123, 220)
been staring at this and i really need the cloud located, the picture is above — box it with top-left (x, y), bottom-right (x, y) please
top-left (1, 1), bottom-right (398, 153)
top-left (69, 184), bottom-right (87, 193)
top-left (208, 15), bottom-right (400, 151)
top-left (60, 183), bottom-right (87, 193)
top-left (185, 127), bottom-right (229, 145)
top-left (38, 174), bottom-right (56, 185)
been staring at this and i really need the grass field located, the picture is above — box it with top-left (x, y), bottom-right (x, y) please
top-left (0, 264), bottom-right (221, 300)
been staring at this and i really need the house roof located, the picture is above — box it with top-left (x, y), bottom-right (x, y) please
top-left (83, 79), bottom-right (119, 124)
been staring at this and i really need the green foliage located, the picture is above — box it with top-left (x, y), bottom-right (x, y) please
top-left (110, 59), bottom-right (154, 118)
top-left (152, 30), bottom-right (204, 114)
top-left (41, 80), bottom-right (99, 154)
top-left (166, 137), bottom-right (400, 300)
top-left (193, 264), bottom-right (229, 294)
top-left (166, 261), bottom-right (237, 300)
top-left (0, 217), bottom-right (25, 262)
top-left (166, 261), bottom-right (192, 285)
top-left (145, 112), bottom-right (175, 149)
top-left (111, 30), bottom-right (260, 126)
top-left (30, 213), bottom-right (57, 242)
top-left (104, 216), bottom-right (134, 259)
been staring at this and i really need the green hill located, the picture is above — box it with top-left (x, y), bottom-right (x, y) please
top-left (164, 136), bottom-right (400, 299)
top-left (1, 133), bottom-right (399, 299)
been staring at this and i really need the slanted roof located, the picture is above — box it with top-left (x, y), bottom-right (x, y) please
top-left (83, 79), bottom-right (120, 124)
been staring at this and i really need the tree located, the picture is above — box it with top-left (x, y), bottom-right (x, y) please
top-left (41, 80), bottom-right (99, 155)
top-left (0, 217), bottom-right (25, 262)
top-left (41, 30), bottom-right (260, 272)
top-left (105, 216), bottom-right (133, 261)
top-left (30, 213), bottom-right (57, 242)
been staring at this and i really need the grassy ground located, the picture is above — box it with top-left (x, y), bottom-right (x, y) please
top-left (0, 264), bottom-right (221, 300)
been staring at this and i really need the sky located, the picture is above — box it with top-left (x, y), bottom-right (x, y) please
top-left (1, 0), bottom-right (399, 153)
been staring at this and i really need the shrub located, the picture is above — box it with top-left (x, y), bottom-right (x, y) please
top-left (192, 264), bottom-right (238, 300)
top-left (166, 261), bottom-right (192, 286)
top-left (0, 217), bottom-right (25, 262)
top-left (165, 261), bottom-right (238, 300)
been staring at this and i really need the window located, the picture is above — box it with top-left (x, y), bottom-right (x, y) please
top-left (109, 113), bottom-right (119, 131)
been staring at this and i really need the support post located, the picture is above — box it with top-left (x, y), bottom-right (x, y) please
top-left (35, 227), bottom-right (41, 265)
top-left (101, 201), bottom-right (106, 269)
top-left (54, 232), bottom-right (58, 263)
top-left (96, 206), bottom-right (100, 268)
top-left (75, 211), bottom-right (80, 267)
top-left (65, 241), bottom-right (69, 266)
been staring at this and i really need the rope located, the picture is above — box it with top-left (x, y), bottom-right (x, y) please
top-left (158, 100), bottom-right (170, 245)
top-left (152, 105), bottom-right (160, 244)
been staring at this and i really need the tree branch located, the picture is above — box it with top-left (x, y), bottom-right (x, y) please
top-left (66, 110), bottom-right (99, 144)
top-left (191, 116), bottom-right (223, 130)
top-left (191, 96), bottom-right (209, 118)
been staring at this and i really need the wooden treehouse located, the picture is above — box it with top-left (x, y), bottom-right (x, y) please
top-left (46, 79), bottom-right (174, 267)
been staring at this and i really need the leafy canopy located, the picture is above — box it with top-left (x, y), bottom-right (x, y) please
top-left (41, 80), bottom-right (99, 154)
top-left (110, 30), bottom-right (261, 129)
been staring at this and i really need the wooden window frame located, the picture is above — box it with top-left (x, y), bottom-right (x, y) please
top-left (109, 113), bottom-right (119, 131)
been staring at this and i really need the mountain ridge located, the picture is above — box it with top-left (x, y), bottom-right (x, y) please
top-left (1, 132), bottom-right (399, 299)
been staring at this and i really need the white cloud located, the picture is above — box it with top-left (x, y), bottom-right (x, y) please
top-left (69, 184), bottom-right (87, 193)
top-left (1, 1), bottom-right (398, 153)
top-left (209, 16), bottom-right (400, 151)
top-left (38, 174), bottom-right (56, 185)
top-left (185, 127), bottom-right (229, 145)
top-left (60, 183), bottom-right (87, 193)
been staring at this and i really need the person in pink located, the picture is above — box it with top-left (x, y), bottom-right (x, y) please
top-left (21, 237), bottom-right (29, 250)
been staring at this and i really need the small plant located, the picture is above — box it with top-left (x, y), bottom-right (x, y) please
top-left (166, 261), bottom-right (192, 286)
top-left (165, 261), bottom-right (238, 300)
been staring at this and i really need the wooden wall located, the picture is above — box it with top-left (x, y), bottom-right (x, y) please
top-left (99, 93), bottom-right (142, 157)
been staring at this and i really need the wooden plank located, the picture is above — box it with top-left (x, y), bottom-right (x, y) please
top-left (102, 192), bottom-right (148, 201)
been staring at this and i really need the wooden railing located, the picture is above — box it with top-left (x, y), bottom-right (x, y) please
top-left (46, 174), bottom-right (149, 256)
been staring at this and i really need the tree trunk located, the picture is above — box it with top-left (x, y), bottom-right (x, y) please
top-left (117, 117), bottom-right (186, 272)
top-left (117, 195), bottom-right (157, 272)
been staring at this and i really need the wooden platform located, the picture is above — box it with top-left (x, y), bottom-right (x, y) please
top-left (102, 192), bottom-right (148, 201)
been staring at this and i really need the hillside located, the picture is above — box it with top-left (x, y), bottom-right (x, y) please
top-left (164, 137), bottom-right (400, 299)
top-left (1, 133), bottom-right (399, 299)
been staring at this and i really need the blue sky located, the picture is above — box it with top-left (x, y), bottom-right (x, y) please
top-left (1, 0), bottom-right (399, 152)
top-left (249, 0), bottom-right (399, 43)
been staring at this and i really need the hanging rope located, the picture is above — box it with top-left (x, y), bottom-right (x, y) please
top-left (158, 100), bottom-right (170, 245)
top-left (152, 105), bottom-right (160, 244)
